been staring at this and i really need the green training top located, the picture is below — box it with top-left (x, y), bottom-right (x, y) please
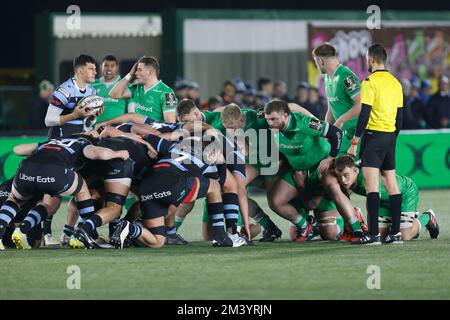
top-left (92, 76), bottom-right (127, 122)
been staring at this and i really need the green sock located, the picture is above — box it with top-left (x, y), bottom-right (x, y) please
top-left (254, 211), bottom-right (271, 230)
top-left (293, 214), bottom-right (307, 229)
top-left (348, 216), bottom-right (362, 232)
top-left (418, 212), bottom-right (431, 229)
top-left (175, 216), bottom-right (184, 230)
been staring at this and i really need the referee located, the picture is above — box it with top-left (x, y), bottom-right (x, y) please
top-left (347, 43), bottom-right (404, 244)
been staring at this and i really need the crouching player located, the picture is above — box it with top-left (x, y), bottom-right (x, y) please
top-left (111, 133), bottom-right (235, 248)
top-left (0, 135), bottom-right (129, 249)
top-left (334, 156), bottom-right (439, 241)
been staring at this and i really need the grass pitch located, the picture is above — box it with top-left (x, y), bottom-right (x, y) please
top-left (1, 190), bottom-right (449, 300)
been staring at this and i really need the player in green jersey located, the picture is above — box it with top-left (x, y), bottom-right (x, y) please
top-left (313, 43), bottom-right (362, 156)
top-left (92, 55), bottom-right (127, 123)
top-left (264, 99), bottom-right (364, 242)
top-left (334, 156), bottom-right (439, 241)
top-left (109, 56), bottom-right (177, 123)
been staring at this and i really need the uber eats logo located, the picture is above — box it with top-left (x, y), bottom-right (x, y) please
top-left (141, 191), bottom-right (172, 201)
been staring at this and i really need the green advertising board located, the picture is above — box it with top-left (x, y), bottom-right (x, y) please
top-left (0, 136), bottom-right (47, 182)
top-left (0, 131), bottom-right (449, 189)
top-left (395, 130), bottom-right (450, 189)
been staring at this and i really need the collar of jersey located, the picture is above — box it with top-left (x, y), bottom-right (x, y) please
top-left (142, 80), bottom-right (161, 93)
top-left (371, 69), bottom-right (389, 74)
top-left (329, 64), bottom-right (343, 80)
top-left (71, 77), bottom-right (87, 92)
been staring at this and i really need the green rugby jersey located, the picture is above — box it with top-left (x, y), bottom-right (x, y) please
top-left (352, 170), bottom-right (417, 205)
top-left (324, 65), bottom-right (361, 132)
top-left (127, 80), bottom-right (177, 122)
top-left (92, 76), bottom-right (127, 123)
top-left (274, 112), bottom-right (330, 171)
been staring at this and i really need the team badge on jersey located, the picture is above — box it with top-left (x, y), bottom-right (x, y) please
top-left (309, 118), bottom-right (323, 131)
top-left (165, 93), bottom-right (177, 107)
top-left (343, 76), bottom-right (358, 92)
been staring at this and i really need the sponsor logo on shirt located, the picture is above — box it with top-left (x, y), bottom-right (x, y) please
top-left (165, 93), bottom-right (177, 107)
top-left (344, 76), bottom-right (358, 92)
top-left (309, 118), bottom-right (323, 131)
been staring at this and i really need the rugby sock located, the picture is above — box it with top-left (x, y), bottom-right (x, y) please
top-left (77, 199), bottom-right (96, 222)
top-left (175, 216), bottom-right (185, 230)
top-left (165, 226), bottom-right (177, 237)
top-left (63, 224), bottom-right (74, 237)
top-left (293, 214), bottom-right (307, 229)
top-left (389, 194), bottom-right (402, 235)
top-left (417, 211), bottom-right (431, 230)
top-left (0, 200), bottom-right (19, 239)
top-left (128, 223), bottom-right (142, 239)
top-left (367, 192), bottom-right (380, 236)
top-left (347, 216), bottom-right (363, 232)
top-left (43, 216), bottom-right (53, 235)
top-left (207, 202), bottom-right (227, 240)
top-left (223, 193), bottom-right (239, 234)
top-left (82, 215), bottom-right (103, 235)
top-left (253, 209), bottom-right (272, 230)
top-left (19, 205), bottom-right (48, 234)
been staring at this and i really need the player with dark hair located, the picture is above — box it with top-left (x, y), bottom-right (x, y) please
top-left (93, 55), bottom-right (127, 123)
top-left (348, 43), bottom-right (405, 244)
top-left (264, 99), bottom-right (364, 242)
top-left (42, 54), bottom-right (102, 246)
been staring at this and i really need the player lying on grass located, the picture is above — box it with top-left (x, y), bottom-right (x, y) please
top-left (334, 156), bottom-right (439, 242)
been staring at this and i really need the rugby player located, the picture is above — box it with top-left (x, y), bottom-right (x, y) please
top-left (334, 156), bottom-right (439, 241)
top-left (0, 134), bottom-right (129, 249)
top-left (109, 56), bottom-right (178, 123)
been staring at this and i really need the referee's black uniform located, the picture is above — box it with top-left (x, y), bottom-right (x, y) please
top-left (354, 68), bottom-right (404, 242)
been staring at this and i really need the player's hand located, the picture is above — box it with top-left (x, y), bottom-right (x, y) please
top-left (117, 150), bottom-right (129, 160)
top-left (129, 62), bottom-right (139, 80)
top-left (292, 171), bottom-right (306, 189)
top-left (94, 122), bottom-right (107, 131)
top-left (347, 144), bottom-right (357, 158)
top-left (319, 156), bottom-right (334, 174)
top-left (74, 104), bottom-right (90, 118)
top-left (146, 143), bottom-right (158, 159)
top-left (244, 223), bottom-right (251, 241)
top-left (87, 130), bottom-right (100, 138)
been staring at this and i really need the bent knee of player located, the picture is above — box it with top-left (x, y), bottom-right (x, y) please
top-left (222, 174), bottom-right (238, 193)
top-left (318, 217), bottom-right (340, 240)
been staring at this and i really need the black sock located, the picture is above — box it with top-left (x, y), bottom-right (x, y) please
top-left (42, 216), bottom-right (52, 235)
top-left (82, 215), bottom-right (103, 235)
top-left (0, 200), bottom-right (19, 238)
top-left (77, 199), bottom-right (96, 222)
top-left (223, 193), bottom-right (239, 234)
top-left (389, 194), bottom-right (402, 235)
top-left (63, 224), bottom-right (74, 237)
top-left (366, 192), bottom-right (380, 236)
top-left (207, 202), bottom-right (227, 240)
top-left (20, 205), bottom-right (48, 235)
